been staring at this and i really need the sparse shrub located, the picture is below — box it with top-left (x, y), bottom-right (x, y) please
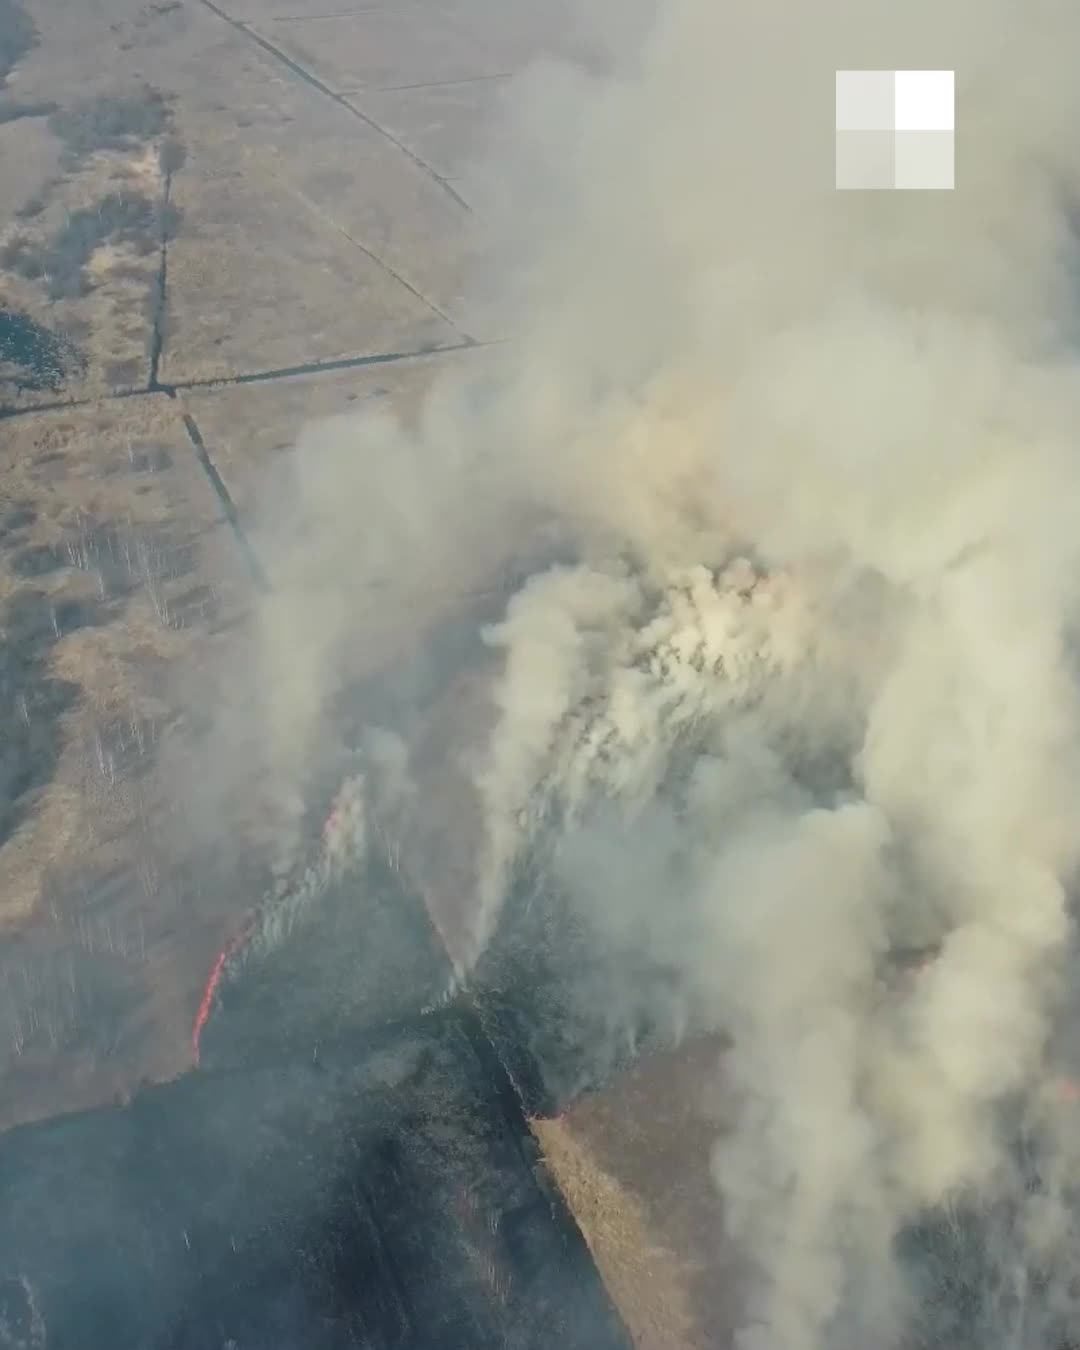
top-left (1, 192), bottom-right (165, 299)
top-left (47, 88), bottom-right (171, 165)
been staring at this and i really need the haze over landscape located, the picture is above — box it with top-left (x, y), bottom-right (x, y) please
top-left (4, 1), bottom-right (1080, 1347)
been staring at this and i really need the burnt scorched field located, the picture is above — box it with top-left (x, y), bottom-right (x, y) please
top-left (0, 1005), bottom-right (632, 1350)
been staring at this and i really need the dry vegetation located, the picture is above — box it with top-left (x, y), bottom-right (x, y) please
top-left (532, 1036), bottom-right (744, 1350)
top-left (0, 396), bottom-right (250, 1128)
top-left (533, 1114), bottom-right (698, 1350)
top-left (0, 83), bottom-right (181, 408)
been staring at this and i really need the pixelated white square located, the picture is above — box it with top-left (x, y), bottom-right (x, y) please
top-left (894, 70), bottom-right (954, 131)
top-left (835, 69), bottom-right (954, 189)
top-left (895, 130), bottom-right (954, 188)
top-left (835, 131), bottom-right (894, 189)
top-left (835, 70), bottom-right (895, 131)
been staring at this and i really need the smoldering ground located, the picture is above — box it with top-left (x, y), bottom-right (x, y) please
top-left (173, 1), bottom-right (1080, 1347)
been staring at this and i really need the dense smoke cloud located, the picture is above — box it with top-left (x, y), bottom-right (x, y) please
top-left (199, 0), bottom-right (1080, 1345)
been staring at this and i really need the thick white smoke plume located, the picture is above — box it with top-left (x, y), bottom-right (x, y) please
top-left (228, 0), bottom-right (1080, 1345)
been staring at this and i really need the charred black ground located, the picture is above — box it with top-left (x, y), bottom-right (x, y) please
top-left (0, 310), bottom-right (85, 395)
top-left (0, 1009), bottom-right (632, 1350)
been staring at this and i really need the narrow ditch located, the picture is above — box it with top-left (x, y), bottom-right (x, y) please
top-left (146, 166), bottom-right (175, 392)
top-left (0, 341), bottom-right (486, 422)
top-left (174, 339), bottom-right (478, 389)
top-left (194, 0), bottom-right (471, 213)
top-left (174, 402), bottom-right (271, 594)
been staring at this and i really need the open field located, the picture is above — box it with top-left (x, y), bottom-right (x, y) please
top-left (0, 2), bottom-right (732, 1343)
top-left (0, 0), bottom-right (524, 1124)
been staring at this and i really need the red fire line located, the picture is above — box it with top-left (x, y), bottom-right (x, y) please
top-left (191, 914), bottom-right (256, 1066)
top-left (190, 790), bottom-right (351, 1065)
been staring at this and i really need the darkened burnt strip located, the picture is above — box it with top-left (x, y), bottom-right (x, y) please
top-left (0, 1014), bottom-right (632, 1350)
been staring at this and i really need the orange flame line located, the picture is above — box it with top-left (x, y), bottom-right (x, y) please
top-left (191, 914), bottom-right (256, 1066)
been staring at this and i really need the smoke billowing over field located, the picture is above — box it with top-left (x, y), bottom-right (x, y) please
top-left (187, 2), bottom-right (1080, 1346)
